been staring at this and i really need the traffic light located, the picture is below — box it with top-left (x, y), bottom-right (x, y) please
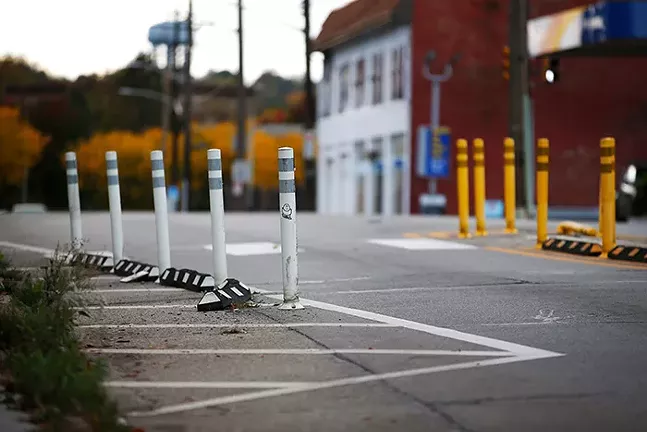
top-left (502, 46), bottom-right (510, 80)
top-left (543, 57), bottom-right (560, 83)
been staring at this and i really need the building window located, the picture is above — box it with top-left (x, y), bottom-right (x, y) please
top-left (355, 58), bottom-right (365, 108)
top-left (391, 46), bottom-right (404, 100)
top-left (339, 63), bottom-right (349, 113)
top-left (319, 58), bottom-right (332, 117)
top-left (371, 52), bottom-right (383, 105)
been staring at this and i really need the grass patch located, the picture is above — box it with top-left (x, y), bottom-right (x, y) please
top-left (0, 249), bottom-right (130, 432)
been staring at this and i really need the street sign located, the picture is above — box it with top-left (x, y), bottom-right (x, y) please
top-left (416, 125), bottom-right (451, 178)
top-left (231, 159), bottom-right (251, 185)
top-left (304, 130), bottom-right (315, 160)
top-left (167, 185), bottom-right (180, 212)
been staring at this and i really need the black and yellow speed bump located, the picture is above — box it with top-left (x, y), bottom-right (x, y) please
top-left (608, 245), bottom-right (647, 264)
top-left (541, 237), bottom-right (603, 257)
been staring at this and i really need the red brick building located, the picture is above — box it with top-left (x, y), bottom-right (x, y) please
top-left (315, 0), bottom-right (647, 215)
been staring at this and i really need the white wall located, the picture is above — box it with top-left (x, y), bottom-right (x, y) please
top-left (316, 26), bottom-right (412, 216)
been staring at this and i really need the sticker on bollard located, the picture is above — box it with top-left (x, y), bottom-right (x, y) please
top-left (159, 268), bottom-right (215, 291)
top-left (197, 278), bottom-right (252, 312)
top-left (608, 245), bottom-right (647, 264)
top-left (542, 237), bottom-right (602, 257)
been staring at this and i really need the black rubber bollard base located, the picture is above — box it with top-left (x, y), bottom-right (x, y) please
top-left (197, 278), bottom-right (252, 312)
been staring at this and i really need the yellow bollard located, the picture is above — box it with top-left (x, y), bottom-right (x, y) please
top-left (456, 139), bottom-right (471, 238)
top-left (536, 138), bottom-right (549, 248)
top-left (600, 137), bottom-right (616, 257)
top-left (598, 186), bottom-right (602, 238)
top-left (473, 138), bottom-right (488, 236)
top-left (503, 137), bottom-right (517, 234)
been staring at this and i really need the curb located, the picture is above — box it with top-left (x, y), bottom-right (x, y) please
top-left (542, 237), bottom-right (602, 257)
top-left (608, 245), bottom-right (647, 264)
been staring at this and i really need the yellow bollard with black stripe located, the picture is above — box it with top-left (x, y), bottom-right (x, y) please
top-left (599, 137), bottom-right (616, 257)
top-left (536, 138), bottom-right (549, 248)
top-left (456, 139), bottom-right (471, 238)
top-left (503, 137), bottom-right (517, 234)
top-left (473, 138), bottom-right (487, 236)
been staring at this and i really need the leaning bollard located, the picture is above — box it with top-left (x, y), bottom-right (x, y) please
top-left (473, 138), bottom-right (487, 236)
top-left (105, 151), bottom-right (124, 264)
top-left (278, 147), bottom-right (303, 310)
top-left (151, 151), bottom-right (171, 277)
top-left (207, 149), bottom-right (228, 284)
top-left (65, 152), bottom-right (83, 250)
top-left (456, 139), bottom-right (470, 238)
top-left (600, 137), bottom-right (616, 257)
top-left (536, 138), bottom-right (549, 248)
top-left (503, 137), bottom-right (517, 234)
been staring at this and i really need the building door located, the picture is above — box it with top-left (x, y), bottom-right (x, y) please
top-left (355, 141), bottom-right (365, 214)
top-left (338, 152), bottom-right (349, 215)
top-left (371, 136), bottom-right (384, 215)
top-left (391, 133), bottom-right (406, 215)
top-left (325, 156), bottom-right (334, 214)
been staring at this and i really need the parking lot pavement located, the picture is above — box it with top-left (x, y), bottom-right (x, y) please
top-left (74, 274), bottom-right (560, 431)
top-left (3, 212), bottom-right (647, 431)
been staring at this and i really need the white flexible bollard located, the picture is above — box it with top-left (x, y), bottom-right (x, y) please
top-left (65, 152), bottom-right (83, 251)
top-left (207, 149), bottom-right (228, 284)
top-left (105, 151), bottom-right (124, 265)
top-left (151, 150), bottom-right (171, 277)
top-left (278, 147), bottom-right (303, 310)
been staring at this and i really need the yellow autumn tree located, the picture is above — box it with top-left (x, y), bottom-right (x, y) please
top-left (75, 129), bottom-right (160, 209)
top-left (73, 120), bottom-right (306, 208)
top-left (0, 106), bottom-right (48, 187)
top-left (251, 130), bottom-right (305, 190)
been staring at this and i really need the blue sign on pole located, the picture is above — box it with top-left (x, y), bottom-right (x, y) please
top-left (416, 125), bottom-right (451, 179)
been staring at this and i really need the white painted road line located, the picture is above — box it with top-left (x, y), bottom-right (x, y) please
top-left (204, 242), bottom-right (305, 256)
top-left (78, 323), bottom-right (397, 329)
top-left (78, 304), bottom-right (195, 310)
top-left (90, 288), bottom-right (184, 293)
top-left (368, 238), bottom-right (478, 251)
top-left (0, 241), bottom-right (55, 255)
top-left (106, 381), bottom-right (315, 389)
top-left (255, 287), bottom-right (563, 358)
top-left (300, 276), bottom-right (371, 285)
top-left (127, 355), bottom-right (542, 417)
top-left (86, 348), bottom-right (514, 357)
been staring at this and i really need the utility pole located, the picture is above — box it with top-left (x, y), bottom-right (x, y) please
top-left (236, 0), bottom-right (251, 209)
top-left (170, 11), bottom-right (180, 189)
top-left (508, 0), bottom-right (533, 216)
top-left (181, 0), bottom-right (193, 212)
top-left (303, 0), bottom-right (316, 211)
top-left (303, 0), bottom-right (315, 127)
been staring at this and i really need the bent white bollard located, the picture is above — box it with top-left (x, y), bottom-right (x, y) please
top-left (151, 151), bottom-right (171, 277)
top-left (65, 152), bottom-right (83, 250)
top-left (105, 151), bottom-right (124, 265)
top-left (207, 149), bottom-right (228, 284)
top-left (278, 147), bottom-right (303, 310)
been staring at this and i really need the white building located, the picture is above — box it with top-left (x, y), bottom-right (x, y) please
top-left (314, 13), bottom-right (412, 216)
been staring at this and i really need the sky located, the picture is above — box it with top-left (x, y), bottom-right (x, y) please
top-left (0, 0), bottom-right (351, 85)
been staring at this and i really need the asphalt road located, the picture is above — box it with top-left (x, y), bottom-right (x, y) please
top-left (1, 211), bottom-right (647, 432)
